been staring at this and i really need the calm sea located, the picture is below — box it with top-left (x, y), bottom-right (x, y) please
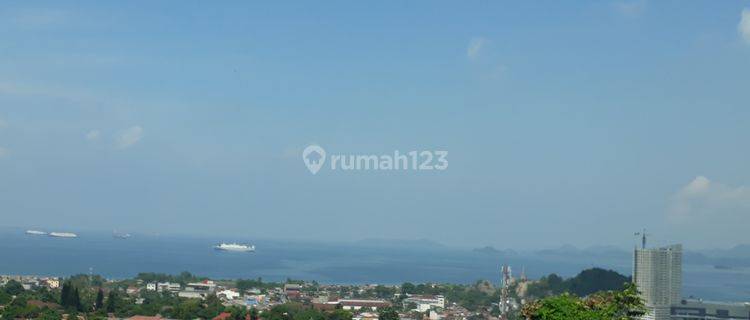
top-left (0, 228), bottom-right (747, 302)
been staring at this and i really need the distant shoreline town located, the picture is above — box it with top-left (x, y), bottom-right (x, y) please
top-left (0, 268), bottom-right (620, 320)
top-left (2, 242), bottom-right (749, 320)
top-left (3, 234), bottom-right (749, 320)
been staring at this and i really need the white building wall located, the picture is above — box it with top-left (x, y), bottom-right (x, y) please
top-left (633, 244), bottom-right (682, 320)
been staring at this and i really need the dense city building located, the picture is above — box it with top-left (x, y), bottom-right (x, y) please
top-left (633, 244), bottom-right (683, 320)
top-left (633, 243), bottom-right (750, 320)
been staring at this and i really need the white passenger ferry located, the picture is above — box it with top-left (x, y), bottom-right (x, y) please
top-left (214, 243), bottom-right (255, 252)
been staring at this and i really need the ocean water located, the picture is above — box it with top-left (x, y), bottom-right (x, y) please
top-left (0, 229), bottom-right (747, 302)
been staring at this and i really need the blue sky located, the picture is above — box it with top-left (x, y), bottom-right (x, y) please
top-left (1, 1), bottom-right (750, 249)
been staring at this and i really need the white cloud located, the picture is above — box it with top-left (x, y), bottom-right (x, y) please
top-left (614, 0), bottom-right (646, 18)
top-left (739, 8), bottom-right (750, 44)
top-left (115, 126), bottom-right (144, 149)
top-left (668, 176), bottom-right (750, 223)
top-left (467, 37), bottom-right (486, 60)
top-left (0, 147), bottom-right (9, 158)
top-left (85, 130), bottom-right (100, 141)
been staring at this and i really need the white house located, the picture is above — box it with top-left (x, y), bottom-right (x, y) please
top-left (178, 291), bottom-right (206, 299)
top-left (218, 289), bottom-right (241, 301)
top-left (404, 295), bottom-right (445, 312)
top-left (157, 282), bottom-right (181, 292)
top-left (186, 281), bottom-right (216, 293)
top-left (42, 278), bottom-right (60, 289)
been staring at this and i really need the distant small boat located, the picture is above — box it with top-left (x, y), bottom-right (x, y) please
top-left (113, 231), bottom-right (131, 239)
top-left (26, 230), bottom-right (47, 236)
top-left (214, 243), bottom-right (255, 252)
top-left (49, 232), bottom-right (78, 238)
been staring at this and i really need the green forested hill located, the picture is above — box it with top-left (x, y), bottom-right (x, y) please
top-left (525, 268), bottom-right (630, 298)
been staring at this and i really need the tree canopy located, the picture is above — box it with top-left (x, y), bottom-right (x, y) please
top-left (136, 271), bottom-right (204, 285)
top-left (378, 307), bottom-right (400, 320)
top-left (4, 280), bottom-right (25, 296)
top-left (521, 283), bottom-right (646, 320)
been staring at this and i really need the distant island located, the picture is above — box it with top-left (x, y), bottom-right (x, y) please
top-left (472, 246), bottom-right (501, 254)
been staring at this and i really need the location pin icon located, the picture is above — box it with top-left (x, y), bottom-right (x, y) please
top-left (302, 145), bottom-right (326, 175)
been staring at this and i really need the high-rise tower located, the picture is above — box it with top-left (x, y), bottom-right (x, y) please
top-left (633, 244), bottom-right (682, 320)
